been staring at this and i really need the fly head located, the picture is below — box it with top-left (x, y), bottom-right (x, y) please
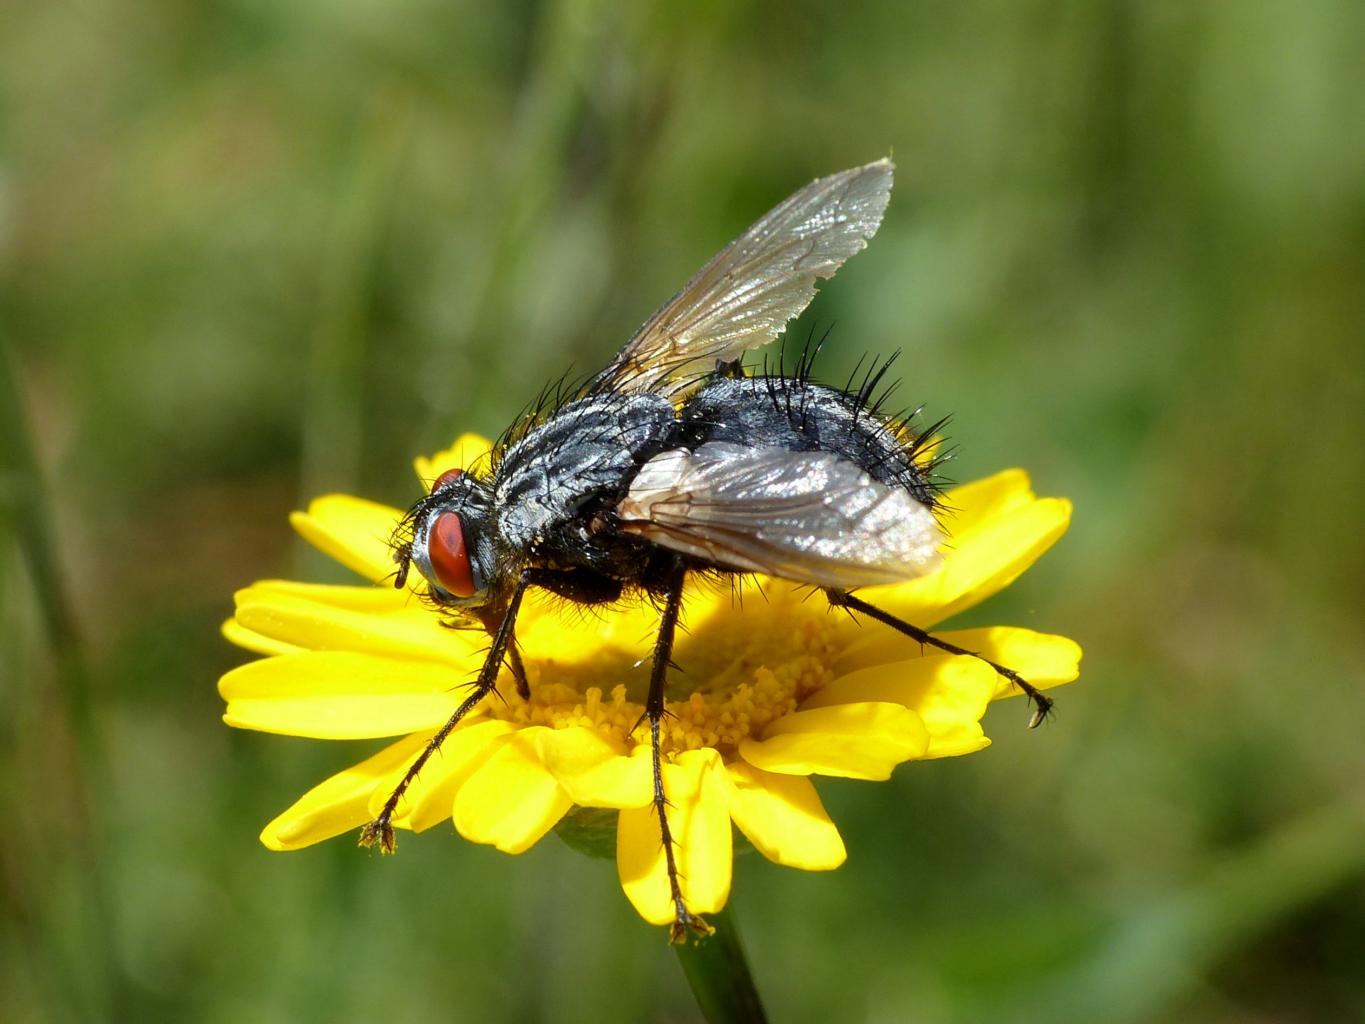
top-left (393, 468), bottom-right (500, 611)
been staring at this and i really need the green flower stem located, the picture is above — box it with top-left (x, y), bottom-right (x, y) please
top-left (673, 907), bottom-right (769, 1024)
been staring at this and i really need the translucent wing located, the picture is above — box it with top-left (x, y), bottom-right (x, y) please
top-left (592, 160), bottom-right (894, 397)
top-left (617, 443), bottom-right (942, 588)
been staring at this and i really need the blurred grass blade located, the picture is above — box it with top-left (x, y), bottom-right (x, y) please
top-left (295, 90), bottom-right (414, 577)
top-left (1013, 797), bottom-right (1365, 1023)
top-left (0, 333), bottom-right (125, 1021)
top-left (0, 334), bottom-right (80, 652)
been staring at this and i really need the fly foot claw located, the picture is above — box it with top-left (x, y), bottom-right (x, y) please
top-left (1027, 692), bottom-right (1055, 729)
top-left (358, 817), bottom-right (397, 854)
top-left (669, 911), bottom-right (714, 944)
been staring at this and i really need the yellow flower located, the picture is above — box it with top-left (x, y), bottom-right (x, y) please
top-left (219, 432), bottom-right (1081, 929)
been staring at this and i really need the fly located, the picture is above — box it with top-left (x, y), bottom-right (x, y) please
top-left (362, 159), bottom-right (1054, 940)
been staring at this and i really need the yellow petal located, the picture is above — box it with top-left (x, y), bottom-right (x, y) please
top-left (233, 586), bottom-right (483, 666)
top-left (368, 719), bottom-right (517, 832)
top-left (859, 495), bottom-right (1072, 627)
top-left (516, 590), bottom-right (664, 663)
top-left (235, 579), bottom-right (411, 611)
top-left (219, 652), bottom-right (467, 739)
top-left (453, 729), bottom-right (573, 853)
top-left (289, 494), bottom-right (406, 584)
top-left (834, 625), bottom-right (1081, 711)
top-left (738, 702), bottom-right (929, 779)
top-left (533, 729), bottom-right (652, 809)
top-left (229, 579), bottom-right (448, 658)
top-left (934, 627), bottom-right (1083, 699)
top-left (221, 618), bottom-right (302, 657)
top-left (941, 469), bottom-right (1037, 535)
top-left (260, 733), bottom-right (430, 851)
top-left (617, 749), bottom-right (732, 926)
top-left (413, 433), bottom-right (495, 485)
top-left (726, 762), bottom-right (846, 870)
top-left (802, 656), bottom-right (996, 759)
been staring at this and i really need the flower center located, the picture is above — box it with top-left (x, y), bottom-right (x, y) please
top-left (483, 585), bottom-right (841, 756)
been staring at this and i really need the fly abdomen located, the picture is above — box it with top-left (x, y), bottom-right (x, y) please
top-left (680, 375), bottom-right (942, 508)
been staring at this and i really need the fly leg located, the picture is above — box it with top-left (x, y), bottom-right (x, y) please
top-left (826, 589), bottom-right (1055, 728)
top-left (506, 640), bottom-right (530, 700)
top-left (360, 571), bottom-right (534, 853)
top-left (475, 606), bottom-right (530, 700)
top-left (641, 562), bottom-right (710, 943)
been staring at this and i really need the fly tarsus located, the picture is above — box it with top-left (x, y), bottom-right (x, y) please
top-left (359, 572), bottom-right (535, 854)
top-left (992, 659), bottom-right (1054, 728)
top-left (641, 561), bottom-right (711, 943)
top-left (648, 716), bottom-right (713, 945)
top-left (670, 909), bottom-right (715, 945)
top-left (358, 817), bottom-right (397, 854)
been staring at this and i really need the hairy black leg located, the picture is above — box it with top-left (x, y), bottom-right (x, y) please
top-left (641, 561), bottom-right (710, 943)
top-left (359, 571), bottom-right (534, 853)
top-left (827, 589), bottom-right (1055, 728)
top-left (506, 640), bottom-right (530, 701)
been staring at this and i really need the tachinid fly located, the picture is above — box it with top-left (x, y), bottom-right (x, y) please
top-left (364, 159), bottom-right (1054, 940)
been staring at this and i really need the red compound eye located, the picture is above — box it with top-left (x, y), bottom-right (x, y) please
top-left (431, 467), bottom-right (464, 492)
top-left (427, 511), bottom-right (476, 597)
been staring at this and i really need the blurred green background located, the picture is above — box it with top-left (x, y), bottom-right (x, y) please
top-left (3, 1), bottom-right (1364, 1021)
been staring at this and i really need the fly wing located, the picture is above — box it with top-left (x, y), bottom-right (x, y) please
top-left (592, 160), bottom-right (894, 398)
top-left (617, 443), bottom-right (943, 588)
